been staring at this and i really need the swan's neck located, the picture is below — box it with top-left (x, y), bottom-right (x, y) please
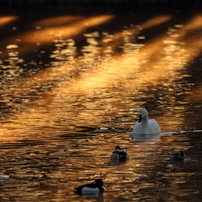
top-left (140, 115), bottom-right (149, 134)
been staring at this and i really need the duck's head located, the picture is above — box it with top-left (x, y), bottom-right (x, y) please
top-left (94, 179), bottom-right (106, 187)
top-left (138, 108), bottom-right (148, 122)
top-left (115, 146), bottom-right (121, 150)
top-left (178, 151), bottom-right (185, 159)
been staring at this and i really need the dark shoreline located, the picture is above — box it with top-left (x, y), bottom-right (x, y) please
top-left (0, 0), bottom-right (201, 15)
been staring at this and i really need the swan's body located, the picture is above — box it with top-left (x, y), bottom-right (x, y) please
top-left (132, 108), bottom-right (161, 140)
top-left (110, 146), bottom-right (129, 164)
top-left (76, 179), bottom-right (105, 196)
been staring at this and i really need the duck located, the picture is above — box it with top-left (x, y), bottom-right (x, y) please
top-left (110, 146), bottom-right (129, 162)
top-left (76, 179), bottom-right (105, 196)
top-left (169, 151), bottom-right (185, 161)
top-left (132, 108), bottom-right (161, 136)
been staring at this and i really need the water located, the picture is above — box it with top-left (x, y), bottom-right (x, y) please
top-left (0, 1), bottom-right (202, 201)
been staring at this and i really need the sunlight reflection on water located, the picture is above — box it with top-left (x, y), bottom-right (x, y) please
top-left (0, 4), bottom-right (202, 201)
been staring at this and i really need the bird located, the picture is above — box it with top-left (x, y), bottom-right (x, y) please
top-left (132, 108), bottom-right (161, 136)
top-left (76, 179), bottom-right (105, 196)
top-left (169, 151), bottom-right (185, 161)
top-left (110, 146), bottom-right (129, 162)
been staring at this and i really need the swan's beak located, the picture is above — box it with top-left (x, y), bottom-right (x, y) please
top-left (138, 115), bottom-right (142, 122)
top-left (103, 184), bottom-right (107, 187)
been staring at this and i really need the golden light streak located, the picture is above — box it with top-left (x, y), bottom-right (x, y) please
top-left (21, 15), bottom-right (114, 44)
top-left (101, 15), bottom-right (172, 51)
top-left (141, 15), bottom-right (172, 29)
top-left (32, 16), bottom-right (84, 27)
top-left (0, 16), bottom-right (18, 27)
top-left (182, 15), bottom-right (202, 32)
top-left (0, 15), bottom-right (114, 60)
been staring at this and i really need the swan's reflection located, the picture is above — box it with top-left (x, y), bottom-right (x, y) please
top-left (133, 133), bottom-right (161, 142)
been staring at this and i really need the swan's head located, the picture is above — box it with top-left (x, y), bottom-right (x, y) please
top-left (138, 108), bottom-right (148, 122)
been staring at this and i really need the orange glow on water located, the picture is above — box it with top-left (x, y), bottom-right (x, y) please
top-left (0, 14), bottom-right (202, 142)
top-left (141, 15), bottom-right (172, 29)
top-left (32, 16), bottom-right (84, 27)
top-left (0, 6), bottom-right (202, 201)
top-left (0, 16), bottom-right (18, 27)
top-left (21, 15), bottom-right (114, 44)
top-left (101, 15), bottom-right (172, 52)
top-left (66, 14), bottom-right (202, 94)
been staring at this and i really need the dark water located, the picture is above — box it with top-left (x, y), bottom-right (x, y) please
top-left (0, 1), bottom-right (202, 201)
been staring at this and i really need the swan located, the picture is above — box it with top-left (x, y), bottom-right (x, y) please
top-left (132, 108), bottom-right (161, 140)
top-left (110, 146), bottom-right (129, 164)
top-left (76, 179), bottom-right (106, 196)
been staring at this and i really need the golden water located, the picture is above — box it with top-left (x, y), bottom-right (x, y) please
top-left (0, 2), bottom-right (202, 201)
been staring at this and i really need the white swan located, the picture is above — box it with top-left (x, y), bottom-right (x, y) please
top-left (132, 108), bottom-right (161, 141)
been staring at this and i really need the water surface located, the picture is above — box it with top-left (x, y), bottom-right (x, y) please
top-left (0, 1), bottom-right (202, 201)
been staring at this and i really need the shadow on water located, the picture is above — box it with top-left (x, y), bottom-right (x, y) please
top-left (0, 0), bottom-right (202, 201)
